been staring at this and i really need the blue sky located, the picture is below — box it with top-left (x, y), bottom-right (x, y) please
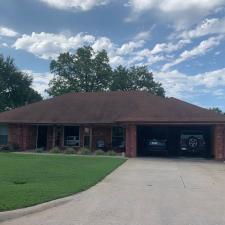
top-left (0, 0), bottom-right (225, 110)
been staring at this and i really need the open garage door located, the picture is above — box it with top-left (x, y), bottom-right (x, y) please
top-left (137, 125), bottom-right (213, 158)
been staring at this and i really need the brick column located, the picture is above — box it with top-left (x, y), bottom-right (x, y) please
top-left (125, 125), bottom-right (137, 157)
top-left (213, 124), bottom-right (225, 160)
top-left (21, 126), bottom-right (29, 150)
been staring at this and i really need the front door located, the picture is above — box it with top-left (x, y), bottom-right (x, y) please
top-left (37, 126), bottom-right (48, 149)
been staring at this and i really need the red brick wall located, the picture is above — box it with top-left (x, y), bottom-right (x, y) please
top-left (8, 124), bottom-right (37, 150)
top-left (125, 125), bottom-right (137, 157)
top-left (213, 124), bottom-right (225, 160)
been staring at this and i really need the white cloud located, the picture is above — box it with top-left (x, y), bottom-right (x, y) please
top-left (127, 0), bottom-right (225, 28)
top-left (14, 30), bottom-right (222, 71)
top-left (0, 43), bottom-right (8, 48)
top-left (180, 17), bottom-right (225, 39)
top-left (12, 31), bottom-right (163, 67)
top-left (162, 35), bottom-right (224, 71)
top-left (154, 68), bottom-right (225, 99)
top-left (117, 40), bottom-right (145, 55)
top-left (122, 38), bottom-right (192, 67)
top-left (13, 32), bottom-right (96, 59)
top-left (92, 37), bottom-right (114, 52)
top-left (134, 30), bottom-right (152, 41)
top-left (0, 26), bottom-right (18, 37)
top-left (39, 0), bottom-right (110, 11)
top-left (151, 39), bottom-right (190, 55)
top-left (23, 70), bottom-right (53, 96)
top-left (133, 48), bottom-right (166, 65)
top-left (91, 36), bottom-right (128, 66)
top-left (159, 0), bottom-right (224, 13)
top-left (109, 56), bottom-right (125, 66)
top-left (180, 36), bottom-right (222, 59)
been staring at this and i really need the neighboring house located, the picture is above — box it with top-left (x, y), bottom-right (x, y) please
top-left (0, 91), bottom-right (225, 159)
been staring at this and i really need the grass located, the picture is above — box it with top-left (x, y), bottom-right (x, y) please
top-left (0, 153), bottom-right (126, 211)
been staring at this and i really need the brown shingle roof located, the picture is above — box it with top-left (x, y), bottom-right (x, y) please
top-left (0, 91), bottom-right (224, 124)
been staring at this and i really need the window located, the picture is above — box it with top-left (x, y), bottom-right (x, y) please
top-left (112, 127), bottom-right (125, 150)
top-left (64, 126), bottom-right (80, 146)
top-left (0, 125), bottom-right (8, 145)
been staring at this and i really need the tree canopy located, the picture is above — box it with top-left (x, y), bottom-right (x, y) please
top-left (110, 65), bottom-right (165, 96)
top-left (0, 55), bottom-right (42, 112)
top-left (48, 46), bottom-right (112, 96)
top-left (209, 107), bottom-right (225, 115)
top-left (47, 46), bottom-right (165, 97)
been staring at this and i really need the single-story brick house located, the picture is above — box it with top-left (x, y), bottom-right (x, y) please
top-left (0, 91), bottom-right (225, 159)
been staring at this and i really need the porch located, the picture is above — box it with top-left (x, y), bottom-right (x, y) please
top-left (8, 125), bottom-right (126, 153)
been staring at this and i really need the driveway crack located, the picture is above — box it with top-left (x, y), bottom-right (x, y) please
top-left (180, 175), bottom-right (186, 188)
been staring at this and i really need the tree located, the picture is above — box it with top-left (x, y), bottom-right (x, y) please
top-left (47, 46), bottom-right (165, 97)
top-left (110, 65), bottom-right (165, 97)
top-left (47, 46), bottom-right (112, 96)
top-left (0, 55), bottom-right (42, 112)
top-left (209, 107), bottom-right (225, 115)
top-left (110, 65), bottom-right (132, 91)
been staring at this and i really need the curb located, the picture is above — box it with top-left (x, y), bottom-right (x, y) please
top-left (12, 152), bottom-right (127, 159)
top-left (0, 195), bottom-right (73, 222)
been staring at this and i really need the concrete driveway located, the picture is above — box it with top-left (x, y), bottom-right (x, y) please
top-left (2, 158), bottom-right (225, 225)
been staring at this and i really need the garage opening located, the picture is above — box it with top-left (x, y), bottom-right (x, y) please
top-left (137, 125), bottom-right (213, 158)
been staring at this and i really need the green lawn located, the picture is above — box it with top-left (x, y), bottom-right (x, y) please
top-left (0, 153), bottom-right (126, 211)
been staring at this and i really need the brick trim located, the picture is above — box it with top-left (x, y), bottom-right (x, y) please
top-left (213, 124), bottom-right (225, 160)
top-left (125, 125), bottom-right (137, 157)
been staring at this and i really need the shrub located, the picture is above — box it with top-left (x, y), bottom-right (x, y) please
top-left (95, 149), bottom-right (105, 155)
top-left (49, 146), bottom-right (61, 153)
top-left (10, 143), bottom-right (20, 151)
top-left (0, 143), bottom-right (21, 152)
top-left (77, 147), bottom-right (91, 155)
top-left (106, 150), bottom-right (117, 156)
top-left (64, 147), bottom-right (76, 154)
top-left (0, 145), bottom-right (12, 152)
top-left (35, 148), bottom-right (44, 153)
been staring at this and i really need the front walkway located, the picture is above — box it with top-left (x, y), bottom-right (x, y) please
top-left (2, 158), bottom-right (225, 225)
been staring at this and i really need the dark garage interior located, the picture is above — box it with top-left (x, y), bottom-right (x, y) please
top-left (137, 125), bottom-right (213, 158)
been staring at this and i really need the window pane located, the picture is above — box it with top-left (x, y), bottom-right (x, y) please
top-left (0, 126), bottom-right (8, 135)
top-left (112, 137), bottom-right (125, 150)
top-left (64, 126), bottom-right (80, 146)
top-left (0, 126), bottom-right (8, 145)
top-left (112, 127), bottom-right (125, 150)
top-left (0, 135), bottom-right (8, 145)
top-left (112, 127), bottom-right (124, 137)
